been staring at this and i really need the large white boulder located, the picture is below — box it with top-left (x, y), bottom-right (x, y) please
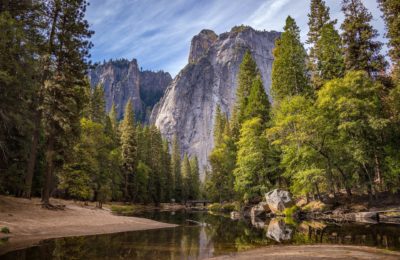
top-left (265, 189), bottom-right (293, 213)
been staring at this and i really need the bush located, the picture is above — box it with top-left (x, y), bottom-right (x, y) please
top-left (1, 227), bottom-right (10, 234)
top-left (110, 205), bottom-right (135, 214)
top-left (283, 205), bottom-right (299, 216)
top-left (208, 202), bottom-right (240, 212)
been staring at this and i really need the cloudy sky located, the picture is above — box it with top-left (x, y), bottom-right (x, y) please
top-left (86, 0), bottom-right (386, 77)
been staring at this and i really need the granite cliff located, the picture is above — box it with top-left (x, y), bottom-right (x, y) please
top-left (89, 59), bottom-right (172, 121)
top-left (151, 26), bottom-right (280, 178)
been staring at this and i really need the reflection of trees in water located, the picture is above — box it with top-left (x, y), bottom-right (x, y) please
top-left (3, 211), bottom-right (400, 259)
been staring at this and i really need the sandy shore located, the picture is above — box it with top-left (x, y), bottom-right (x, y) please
top-left (208, 245), bottom-right (400, 260)
top-left (0, 196), bottom-right (176, 255)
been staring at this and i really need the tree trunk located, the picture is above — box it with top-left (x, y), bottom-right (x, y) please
top-left (24, 2), bottom-right (60, 199)
top-left (42, 135), bottom-right (55, 205)
top-left (24, 111), bottom-right (41, 198)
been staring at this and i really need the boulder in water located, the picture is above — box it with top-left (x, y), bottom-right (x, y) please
top-left (266, 218), bottom-right (293, 242)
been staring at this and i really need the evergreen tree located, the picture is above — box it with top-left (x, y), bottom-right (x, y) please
top-left (171, 135), bottom-right (182, 201)
top-left (207, 113), bottom-right (236, 202)
top-left (213, 105), bottom-right (227, 146)
top-left (161, 139), bottom-right (173, 201)
top-left (272, 16), bottom-right (311, 101)
top-left (181, 154), bottom-right (191, 201)
top-left (189, 156), bottom-right (200, 200)
top-left (109, 103), bottom-right (119, 131)
top-left (36, 0), bottom-right (93, 205)
top-left (234, 50), bottom-right (258, 126)
top-left (89, 84), bottom-right (106, 124)
top-left (120, 100), bottom-right (137, 201)
top-left (314, 23), bottom-right (345, 85)
top-left (307, 0), bottom-right (333, 88)
top-left (234, 117), bottom-right (272, 201)
top-left (341, 0), bottom-right (386, 76)
top-left (243, 75), bottom-right (271, 124)
top-left (378, 0), bottom-right (400, 80)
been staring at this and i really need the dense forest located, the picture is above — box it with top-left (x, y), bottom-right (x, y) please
top-left (0, 0), bottom-right (399, 208)
top-left (205, 0), bottom-right (400, 203)
top-left (0, 0), bottom-right (199, 207)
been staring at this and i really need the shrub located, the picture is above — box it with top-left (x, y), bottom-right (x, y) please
top-left (283, 205), bottom-right (299, 216)
top-left (1, 227), bottom-right (10, 234)
top-left (110, 205), bottom-right (135, 214)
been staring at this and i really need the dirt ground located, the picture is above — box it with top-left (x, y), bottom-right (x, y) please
top-left (0, 195), bottom-right (176, 255)
top-left (208, 245), bottom-right (400, 260)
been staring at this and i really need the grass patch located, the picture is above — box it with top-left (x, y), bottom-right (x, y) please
top-left (283, 205), bottom-right (299, 217)
top-left (208, 202), bottom-right (240, 212)
top-left (110, 205), bottom-right (136, 214)
top-left (302, 200), bottom-right (328, 213)
top-left (1, 227), bottom-right (10, 234)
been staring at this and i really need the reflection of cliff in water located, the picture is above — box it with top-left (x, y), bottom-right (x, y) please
top-left (2, 210), bottom-right (400, 260)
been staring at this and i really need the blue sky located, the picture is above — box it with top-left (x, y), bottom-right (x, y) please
top-left (86, 0), bottom-right (386, 77)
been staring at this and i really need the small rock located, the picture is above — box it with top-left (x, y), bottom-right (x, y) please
top-left (230, 211), bottom-right (241, 220)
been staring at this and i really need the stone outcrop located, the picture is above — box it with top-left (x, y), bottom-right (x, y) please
top-left (265, 189), bottom-right (293, 213)
top-left (89, 59), bottom-right (172, 121)
top-left (151, 26), bottom-right (280, 177)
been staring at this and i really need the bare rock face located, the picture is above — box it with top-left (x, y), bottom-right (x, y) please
top-left (151, 26), bottom-right (280, 178)
top-left (189, 29), bottom-right (218, 64)
top-left (89, 59), bottom-right (172, 121)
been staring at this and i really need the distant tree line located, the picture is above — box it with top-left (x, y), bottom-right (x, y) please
top-left (206, 0), bottom-right (400, 203)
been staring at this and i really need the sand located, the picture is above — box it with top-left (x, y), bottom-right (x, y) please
top-left (208, 245), bottom-right (400, 260)
top-left (0, 195), bottom-right (176, 255)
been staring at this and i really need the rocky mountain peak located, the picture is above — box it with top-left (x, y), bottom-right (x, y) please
top-left (89, 59), bottom-right (172, 122)
top-left (152, 26), bottom-right (280, 179)
top-left (188, 29), bottom-right (218, 64)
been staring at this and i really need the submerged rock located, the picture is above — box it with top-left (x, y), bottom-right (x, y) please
top-left (265, 189), bottom-right (293, 213)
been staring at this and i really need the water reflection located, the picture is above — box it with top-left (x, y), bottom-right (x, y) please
top-left (2, 210), bottom-right (400, 259)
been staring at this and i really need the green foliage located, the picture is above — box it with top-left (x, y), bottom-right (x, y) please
top-left (171, 135), bottom-right (182, 201)
top-left (110, 205), bottom-right (136, 215)
top-left (272, 16), bottom-right (311, 101)
top-left (243, 75), bottom-right (271, 124)
top-left (1, 227), bottom-right (10, 234)
top-left (207, 202), bottom-right (240, 212)
top-left (234, 50), bottom-right (258, 126)
top-left (341, 0), bottom-right (386, 76)
top-left (283, 205), bottom-right (299, 217)
top-left (234, 118), bottom-right (272, 201)
top-left (378, 0), bottom-right (400, 80)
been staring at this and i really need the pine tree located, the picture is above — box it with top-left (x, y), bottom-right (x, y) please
top-left (341, 0), bottom-right (386, 76)
top-left (235, 50), bottom-right (258, 125)
top-left (36, 0), bottom-right (93, 205)
top-left (314, 23), bottom-right (345, 85)
top-left (109, 103), bottom-right (119, 131)
top-left (272, 16), bottom-right (311, 101)
top-left (171, 135), bottom-right (182, 201)
top-left (189, 156), bottom-right (200, 200)
top-left (243, 75), bottom-right (270, 124)
top-left (181, 154), bottom-right (191, 201)
top-left (307, 0), bottom-right (332, 87)
top-left (161, 139), bottom-right (173, 201)
top-left (120, 100), bottom-right (137, 201)
top-left (378, 0), bottom-right (400, 80)
top-left (213, 105), bottom-right (227, 147)
top-left (234, 117), bottom-right (272, 201)
top-left (89, 84), bottom-right (106, 124)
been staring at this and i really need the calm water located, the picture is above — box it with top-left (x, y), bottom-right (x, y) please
top-left (2, 210), bottom-right (400, 259)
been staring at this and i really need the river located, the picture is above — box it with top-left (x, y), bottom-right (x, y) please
top-left (2, 210), bottom-right (400, 259)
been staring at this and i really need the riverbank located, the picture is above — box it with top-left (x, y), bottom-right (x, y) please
top-left (0, 195), bottom-right (177, 255)
top-left (208, 245), bottom-right (400, 259)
